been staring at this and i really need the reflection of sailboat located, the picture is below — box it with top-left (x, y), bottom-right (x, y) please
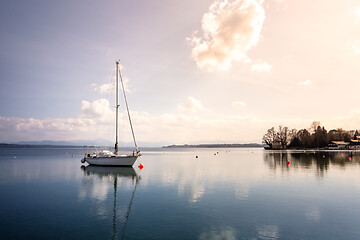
top-left (81, 165), bottom-right (140, 240)
top-left (81, 61), bottom-right (140, 166)
top-left (83, 165), bottom-right (138, 178)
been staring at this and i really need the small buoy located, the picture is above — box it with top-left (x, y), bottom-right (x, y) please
top-left (349, 157), bottom-right (352, 161)
top-left (139, 163), bottom-right (144, 169)
top-left (71, 154), bottom-right (74, 157)
top-left (323, 155), bottom-right (325, 158)
top-left (286, 160), bottom-right (290, 165)
top-left (217, 152), bottom-right (219, 154)
top-left (214, 153), bottom-right (216, 155)
top-left (196, 155), bottom-right (198, 158)
top-left (13, 156), bottom-right (16, 159)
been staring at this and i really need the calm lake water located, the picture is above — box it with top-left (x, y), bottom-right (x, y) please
top-left (1, 148), bottom-right (360, 240)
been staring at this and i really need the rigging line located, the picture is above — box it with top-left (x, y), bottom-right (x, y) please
top-left (118, 65), bottom-right (139, 153)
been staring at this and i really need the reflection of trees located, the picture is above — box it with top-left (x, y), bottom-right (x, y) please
top-left (290, 152), bottom-right (329, 177)
top-left (290, 153), bottom-right (313, 169)
top-left (264, 151), bottom-right (360, 178)
top-left (328, 151), bottom-right (360, 165)
top-left (263, 152), bottom-right (289, 170)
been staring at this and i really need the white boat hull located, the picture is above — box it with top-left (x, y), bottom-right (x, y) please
top-left (85, 155), bottom-right (138, 166)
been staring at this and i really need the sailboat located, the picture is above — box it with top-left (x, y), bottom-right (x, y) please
top-left (81, 61), bottom-right (141, 166)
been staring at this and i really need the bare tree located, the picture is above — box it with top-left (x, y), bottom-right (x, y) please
top-left (278, 125), bottom-right (290, 148)
top-left (310, 121), bottom-right (321, 133)
top-left (290, 128), bottom-right (297, 139)
top-left (262, 127), bottom-right (277, 147)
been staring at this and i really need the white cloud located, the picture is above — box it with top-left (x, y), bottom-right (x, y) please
top-left (118, 64), bottom-right (135, 93)
top-left (0, 116), bottom-right (95, 142)
top-left (81, 99), bottom-right (113, 120)
top-left (298, 79), bottom-right (312, 86)
top-left (251, 61), bottom-right (272, 72)
top-left (233, 101), bottom-right (247, 107)
top-left (0, 112), bottom-right (258, 144)
top-left (92, 76), bottom-right (134, 94)
top-left (122, 76), bottom-right (134, 93)
top-left (92, 63), bottom-right (134, 95)
top-left (2, 99), bottom-right (360, 145)
top-left (92, 83), bottom-right (114, 94)
top-left (178, 97), bottom-right (204, 113)
top-left (188, 0), bottom-right (265, 71)
top-left (0, 110), bottom-right (312, 144)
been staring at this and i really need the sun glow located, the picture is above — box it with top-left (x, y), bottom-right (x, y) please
top-left (356, 7), bottom-right (360, 21)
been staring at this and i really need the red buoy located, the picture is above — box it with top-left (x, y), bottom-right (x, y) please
top-left (139, 163), bottom-right (144, 169)
top-left (71, 155), bottom-right (74, 157)
top-left (349, 157), bottom-right (352, 161)
top-left (286, 160), bottom-right (290, 165)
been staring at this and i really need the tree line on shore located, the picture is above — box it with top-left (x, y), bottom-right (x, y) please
top-left (262, 121), bottom-right (358, 149)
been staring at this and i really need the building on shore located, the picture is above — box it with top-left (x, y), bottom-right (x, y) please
top-left (329, 141), bottom-right (349, 150)
top-left (349, 138), bottom-right (360, 150)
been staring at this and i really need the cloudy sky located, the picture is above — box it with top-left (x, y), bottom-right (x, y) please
top-left (0, 0), bottom-right (359, 146)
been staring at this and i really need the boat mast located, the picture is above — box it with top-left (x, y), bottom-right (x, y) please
top-left (115, 61), bottom-right (119, 154)
top-left (118, 65), bottom-right (139, 153)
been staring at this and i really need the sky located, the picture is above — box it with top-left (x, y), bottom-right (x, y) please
top-left (0, 0), bottom-right (360, 146)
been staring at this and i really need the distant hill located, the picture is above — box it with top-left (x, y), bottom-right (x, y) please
top-left (0, 143), bottom-right (82, 148)
top-left (162, 143), bottom-right (263, 148)
top-left (15, 140), bottom-right (74, 146)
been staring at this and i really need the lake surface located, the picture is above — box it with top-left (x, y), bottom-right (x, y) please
top-left (1, 148), bottom-right (360, 240)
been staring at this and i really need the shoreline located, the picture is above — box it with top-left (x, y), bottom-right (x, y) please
top-left (162, 143), bottom-right (263, 148)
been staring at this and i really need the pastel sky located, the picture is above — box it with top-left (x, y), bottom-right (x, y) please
top-left (0, 0), bottom-right (359, 146)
